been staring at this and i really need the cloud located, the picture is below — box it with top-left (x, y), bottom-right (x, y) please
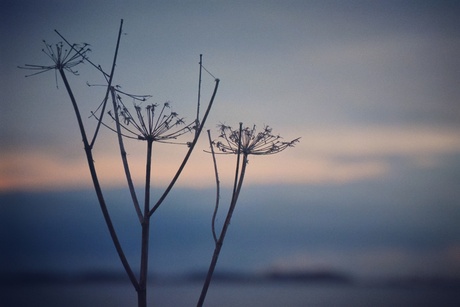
top-left (237, 124), bottom-right (460, 185)
top-left (0, 150), bottom-right (92, 191)
top-left (300, 125), bottom-right (460, 157)
top-left (2, 124), bottom-right (459, 191)
top-left (0, 140), bottom-right (217, 191)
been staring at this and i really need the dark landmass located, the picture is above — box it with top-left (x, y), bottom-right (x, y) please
top-left (184, 269), bottom-right (352, 284)
top-left (265, 270), bottom-right (352, 284)
top-left (2, 269), bottom-right (460, 290)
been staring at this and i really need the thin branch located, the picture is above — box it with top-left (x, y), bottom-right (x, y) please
top-left (110, 88), bottom-right (143, 223)
top-left (138, 139), bottom-right (153, 306)
top-left (89, 19), bottom-right (124, 148)
top-left (59, 67), bottom-right (139, 291)
top-left (230, 123), bottom-right (243, 206)
top-left (196, 54), bottom-right (203, 137)
top-left (207, 130), bottom-right (220, 244)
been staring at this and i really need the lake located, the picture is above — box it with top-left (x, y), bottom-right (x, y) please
top-left (1, 281), bottom-right (459, 307)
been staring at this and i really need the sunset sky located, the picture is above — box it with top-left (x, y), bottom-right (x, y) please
top-left (1, 0), bottom-right (460, 281)
top-left (2, 0), bottom-right (459, 191)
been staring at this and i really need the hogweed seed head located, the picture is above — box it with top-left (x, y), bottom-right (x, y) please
top-left (214, 123), bottom-right (300, 156)
top-left (19, 41), bottom-right (91, 77)
top-left (108, 97), bottom-right (195, 144)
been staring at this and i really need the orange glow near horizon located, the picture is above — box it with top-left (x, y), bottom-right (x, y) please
top-left (0, 152), bottom-right (386, 192)
top-left (2, 125), bottom-right (460, 192)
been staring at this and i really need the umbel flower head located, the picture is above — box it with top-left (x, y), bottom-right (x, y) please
top-left (215, 123), bottom-right (300, 156)
top-left (18, 41), bottom-right (90, 77)
top-left (107, 95), bottom-right (195, 144)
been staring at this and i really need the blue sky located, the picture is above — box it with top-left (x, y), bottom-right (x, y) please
top-left (1, 0), bottom-right (460, 280)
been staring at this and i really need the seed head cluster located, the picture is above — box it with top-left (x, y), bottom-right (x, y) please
top-left (19, 41), bottom-right (90, 77)
top-left (108, 98), bottom-right (195, 143)
top-left (215, 123), bottom-right (300, 156)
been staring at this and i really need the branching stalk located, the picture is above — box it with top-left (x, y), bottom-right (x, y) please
top-left (197, 124), bottom-right (247, 307)
top-left (58, 68), bottom-right (139, 291)
top-left (22, 25), bottom-right (225, 307)
top-left (197, 123), bottom-right (298, 306)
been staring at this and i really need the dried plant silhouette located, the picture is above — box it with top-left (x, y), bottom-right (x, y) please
top-left (19, 18), bottom-right (302, 307)
top-left (19, 19), bottom-right (220, 307)
top-left (197, 123), bottom-right (300, 306)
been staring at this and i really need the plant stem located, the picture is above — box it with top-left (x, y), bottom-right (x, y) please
top-left (230, 123), bottom-right (243, 208)
top-left (138, 139), bottom-right (153, 307)
top-left (59, 68), bottom-right (139, 291)
top-left (110, 88), bottom-right (143, 223)
top-left (197, 156), bottom-right (247, 307)
top-left (90, 19), bottom-right (124, 147)
top-left (197, 124), bottom-right (248, 306)
top-left (196, 54), bottom-right (202, 137)
top-left (207, 130), bottom-right (220, 244)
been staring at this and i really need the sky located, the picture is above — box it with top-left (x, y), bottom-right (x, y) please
top-left (1, 0), bottom-right (460, 283)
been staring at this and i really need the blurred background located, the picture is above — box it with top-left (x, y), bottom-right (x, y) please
top-left (1, 1), bottom-right (460, 306)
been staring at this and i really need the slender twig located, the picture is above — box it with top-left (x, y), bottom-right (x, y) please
top-left (110, 88), bottom-right (143, 223)
top-left (207, 130), bottom-right (220, 244)
top-left (196, 54), bottom-right (203, 137)
top-left (90, 19), bottom-right (124, 148)
top-left (229, 123), bottom-right (243, 208)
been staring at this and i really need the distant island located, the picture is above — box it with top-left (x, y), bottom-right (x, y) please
top-left (3, 269), bottom-right (460, 289)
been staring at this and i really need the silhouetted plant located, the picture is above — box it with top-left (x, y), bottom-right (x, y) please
top-left (197, 123), bottom-right (300, 306)
top-left (19, 18), bottom-right (300, 307)
top-left (20, 19), bottom-right (220, 307)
